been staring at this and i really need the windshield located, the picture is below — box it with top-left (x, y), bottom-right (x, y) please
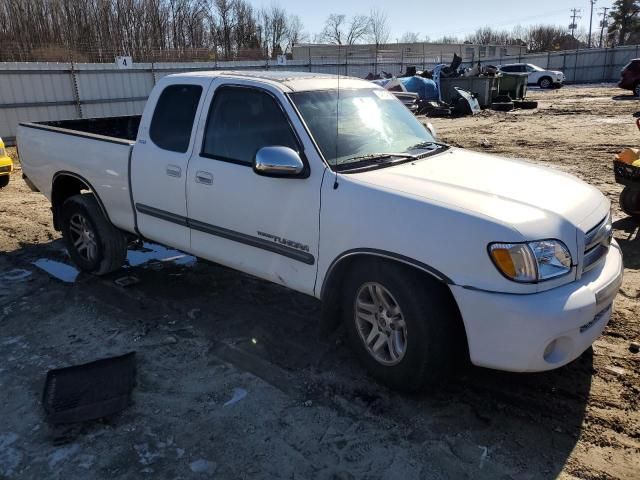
top-left (289, 88), bottom-right (436, 168)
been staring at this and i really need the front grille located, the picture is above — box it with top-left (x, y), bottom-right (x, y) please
top-left (583, 214), bottom-right (612, 273)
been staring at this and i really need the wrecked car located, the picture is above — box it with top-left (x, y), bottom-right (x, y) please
top-left (18, 71), bottom-right (622, 391)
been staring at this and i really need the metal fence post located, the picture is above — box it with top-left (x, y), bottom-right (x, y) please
top-left (602, 48), bottom-right (608, 82)
top-left (69, 60), bottom-right (82, 119)
top-left (375, 44), bottom-right (378, 76)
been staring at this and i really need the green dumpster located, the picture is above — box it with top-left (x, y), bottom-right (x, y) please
top-left (496, 73), bottom-right (528, 100)
top-left (439, 76), bottom-right (499, 108)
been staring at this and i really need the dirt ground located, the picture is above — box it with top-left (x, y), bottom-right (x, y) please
top-left (0, 85), bottom-right (639, 479)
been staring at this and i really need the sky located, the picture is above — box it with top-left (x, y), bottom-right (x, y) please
top-left (254, 0), bottom-right (614, 42)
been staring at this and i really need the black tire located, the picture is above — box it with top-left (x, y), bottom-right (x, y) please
top-left (634, 83), bottom-right (640, 97)
top-left (513, 100), bottom-right (538, 110)
top-left (538, 77), bottom-right (553, 89)
top-left (60, 194), bottom-right (127, 275)
top-left (342, 259), bottom-right (463, 392)
top-left (491, 102), bottom-right (514, 112)
top-left (620, 187), bottom-right (640, 219)
top-left (0, 175), bottom-right (9, 188)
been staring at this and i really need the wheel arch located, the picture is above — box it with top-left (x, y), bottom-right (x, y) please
top-left (318, 249), bottom-right (464, 340)
top-left (51, 171), bottom-right (111, 230)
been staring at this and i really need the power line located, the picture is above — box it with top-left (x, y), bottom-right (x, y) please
top-left (569, 8), bottom-right (582, 40)
top-left (599, 6), bottom-right (610, 48)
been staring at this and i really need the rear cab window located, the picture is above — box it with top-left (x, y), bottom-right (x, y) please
top-left (150, 84), bottom-right (203, 153)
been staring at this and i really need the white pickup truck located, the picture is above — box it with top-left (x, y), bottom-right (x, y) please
top-left (18, 71), bottom-right (623, 391)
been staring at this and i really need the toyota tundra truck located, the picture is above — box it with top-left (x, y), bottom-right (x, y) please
top-left (17, 71), bottom-right (623, 391)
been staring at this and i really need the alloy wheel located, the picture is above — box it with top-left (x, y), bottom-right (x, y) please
top-left (354, 282), bottom-right (408, 366)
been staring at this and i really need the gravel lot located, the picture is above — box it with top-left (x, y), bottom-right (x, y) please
top-left (0, 85), bottom-right (638, 479)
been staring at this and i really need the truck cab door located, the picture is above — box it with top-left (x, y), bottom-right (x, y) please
top-left (131, 78), bottom-right (211, 251)
top-left (186, 82), bottom-right (324, 296)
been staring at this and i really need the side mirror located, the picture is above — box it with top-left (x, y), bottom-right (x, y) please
top-left (253, 146), bottom-right (305, 178)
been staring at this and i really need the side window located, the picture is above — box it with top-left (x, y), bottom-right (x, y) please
top-left (150, 84), bottom-right (202, 153)
top-left (501, 66), bottom-right (514, 72)
top-left (202, 87), bottom-right (299, 165)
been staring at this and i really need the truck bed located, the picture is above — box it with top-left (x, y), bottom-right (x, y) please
top-left (24, 115), bottom-right (141, 143)
top-left (17, 115), bottom-right (139, 234)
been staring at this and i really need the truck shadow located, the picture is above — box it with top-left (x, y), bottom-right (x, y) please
top-left (614, 216), bottom-right (640, 269)
top-left (2, 239), bottom-right (593, 478)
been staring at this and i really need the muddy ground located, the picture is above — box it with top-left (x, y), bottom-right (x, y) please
top-left (0, 85), bottom-right (639, 479)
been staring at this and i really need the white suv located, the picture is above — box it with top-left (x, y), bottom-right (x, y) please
top-left (499, 63), bottom-right (565, 89)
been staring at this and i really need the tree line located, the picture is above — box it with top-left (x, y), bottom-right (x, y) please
top-left (1, 0), bottom-right (640, 62)
top-left (0, 0), bottom-right (305, 62)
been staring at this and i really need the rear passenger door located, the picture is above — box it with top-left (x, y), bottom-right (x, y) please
top-left (131, 78), bottom-right (211, 250)
top-left (186, 82), bottom-right (323, 296)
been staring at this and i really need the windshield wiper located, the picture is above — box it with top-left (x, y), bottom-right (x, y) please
top-left (406, 141), bottom-right (448, 151)
top-left (335, 153), bottom-right (418, 171)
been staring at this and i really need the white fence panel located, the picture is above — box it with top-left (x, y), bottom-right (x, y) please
top-left (3, 45), bottom-right (640, 143)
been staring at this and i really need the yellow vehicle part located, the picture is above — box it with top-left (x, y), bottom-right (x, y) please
top-left (0, 137), bottom-right (14, 176)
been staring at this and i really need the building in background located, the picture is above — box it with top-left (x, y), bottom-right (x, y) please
top-left (292, 42), bottom-right (526, 63)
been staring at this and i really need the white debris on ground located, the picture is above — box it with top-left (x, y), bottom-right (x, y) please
top-left (32, 259), bottom-right (79, 283)
top-left (223, 388), bottom-right (248, 407)
top-left (29, 242), bottom-right (196, 283)
top-left (127, 242), bottom-right (197, 268)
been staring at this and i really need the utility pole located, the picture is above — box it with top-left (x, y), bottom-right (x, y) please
top-left (599, 6), bottom-right (610, 48)
top-left (588, 0), bottom-right (597, 48)
top-left (569, 8), bottom-right (582, 41)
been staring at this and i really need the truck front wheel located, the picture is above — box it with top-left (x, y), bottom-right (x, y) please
top-left (61, 194), bottom-right (127, 275)
top-left (342, 259), bottom-right (461, 392)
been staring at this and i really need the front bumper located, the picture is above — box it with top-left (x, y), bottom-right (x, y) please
top-left (451, 242), bottom-right (623, 372)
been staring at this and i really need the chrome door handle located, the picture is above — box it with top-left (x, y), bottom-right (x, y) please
top-left (195, 171), bottom-right (213, 185)
top-left (166, 164), bottom-right (182, 178)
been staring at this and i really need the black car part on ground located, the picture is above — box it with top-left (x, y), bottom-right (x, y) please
top-left (42, 352), bottom-right (137, 425)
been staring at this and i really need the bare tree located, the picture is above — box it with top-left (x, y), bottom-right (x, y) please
top-left (399, 31), bottom-right (421, 43)
top-left (368, 8), bottom-right (390, 46)
top-left (321, 14), bottom-right (346, 45)
top-left (284, 14), bottom-right (306, 53)
top-left (346, 15), bottom-right (370, 45)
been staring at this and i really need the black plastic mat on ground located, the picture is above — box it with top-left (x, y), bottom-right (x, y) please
top-left (42, 352), bottom-right (136, 425)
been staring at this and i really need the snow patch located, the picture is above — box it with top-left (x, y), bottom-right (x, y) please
top-left (127, 243), bottom-right (197, 268)
top-left (33, 259), bottom-right (79, 283)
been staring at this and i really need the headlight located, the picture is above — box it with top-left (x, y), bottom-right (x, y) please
top-left (489, 240), bottom-right (572, 283)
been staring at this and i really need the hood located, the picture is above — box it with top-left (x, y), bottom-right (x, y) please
top-left (351, 147), bottom-right (607, 238)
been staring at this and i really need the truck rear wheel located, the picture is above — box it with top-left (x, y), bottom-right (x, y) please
top-left (342, 259), bottom-right (461, 392)
top-left (0, 175), bottom-right (9, 188)
top-left (61, 194), bottom-right (127, 275)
